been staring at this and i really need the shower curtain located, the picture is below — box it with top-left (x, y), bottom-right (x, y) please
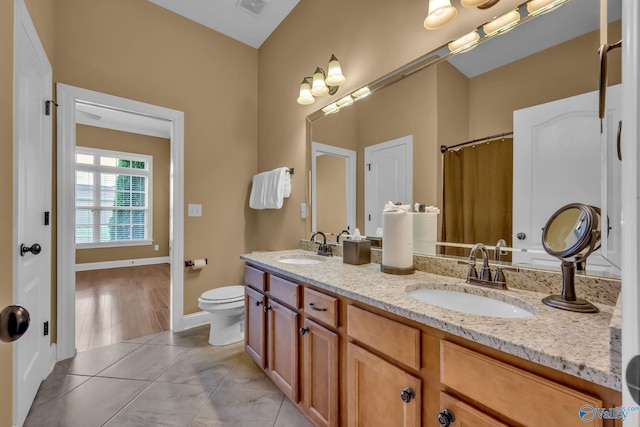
top-left (441, 138), bottom-right (513, 258)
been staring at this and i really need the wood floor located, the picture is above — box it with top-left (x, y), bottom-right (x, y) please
top-left (75, 264), bottom-right (170, 352)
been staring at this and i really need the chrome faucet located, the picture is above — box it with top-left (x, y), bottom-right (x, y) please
top-left (493, 239), bottom-right (508, 282)
top-left (468, 243), bottom-right (492, 281)
top-left (310, 231), bottom-right (332, 256)
top-left (336, 229), bottom-right (350, 244)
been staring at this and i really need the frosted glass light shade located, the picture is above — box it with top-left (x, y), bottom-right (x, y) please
top-left (352, 86), bottom-right (371, 99)
top-left (322, 103), bottom-right (339, 114)
top-left (527, 0), bottom-right (568, 16)
top-left (325, 55), bottom-right (346, 86)
top-left (483, 9), bottom-right (520, 36)
top-left (311, 68), bottom-right (330, 96)
top-left (424, 0), bottom-right (457, 30)
top-left (448, 30), bottom-right (480, 53)
top-left (297, 78), bottom-right (315, 105)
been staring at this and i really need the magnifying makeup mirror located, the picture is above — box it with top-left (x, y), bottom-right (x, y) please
top-left (541, 203), bottom-right (601, 313)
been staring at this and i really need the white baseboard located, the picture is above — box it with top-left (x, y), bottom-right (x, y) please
top-left (48, 343), bottom-right (57, 375)
top-left (75, 256), bottom-right (171, 272)
top-left (182, 311), bottom-right (210, 330)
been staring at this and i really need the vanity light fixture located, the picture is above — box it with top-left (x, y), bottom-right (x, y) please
top-left (296, 78), bottom-right (315, 105)
top-left (483, 9), bottom-right (520, 37)
top-left (297, 54), bottom-right (346, 105)
top-left (336, 95), bottom-right (354, 107)
top-left (322, 103), bottom-right (339, 114)
top-left (424, 0), bottom-right (457, 30)
top-left (526, 0), bottom-right (569, 17)
top-left (448, 30), bottom-right (480, 53)
top-left (352, 86), bottom-right (371, 99)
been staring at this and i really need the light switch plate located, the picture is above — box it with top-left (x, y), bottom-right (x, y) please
top-left (188, 204), bottom-right (202, 217)
top-left (300, 203), bottom-right (307, 219)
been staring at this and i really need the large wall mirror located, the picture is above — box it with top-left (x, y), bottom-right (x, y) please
top-left (308, 0), bottom-right (622, 275)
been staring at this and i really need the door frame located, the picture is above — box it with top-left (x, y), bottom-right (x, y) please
top-left (311, 142), bottom-right (357, 233)
top-left (621, 0), bottom-right (640, 412)
top-left (13, 0), bottom-right (52, 424)
top-left (56, 84), bottom-right (185, 361)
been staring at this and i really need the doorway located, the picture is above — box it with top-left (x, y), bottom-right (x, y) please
top-left (56, 84), bottom-right (185, 361)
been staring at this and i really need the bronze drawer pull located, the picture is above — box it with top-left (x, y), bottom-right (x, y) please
top-left (308, 303), bottom-right (327, 312)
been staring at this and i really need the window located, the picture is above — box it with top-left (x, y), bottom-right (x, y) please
top-left (75, 147), bottom-right (153, 248)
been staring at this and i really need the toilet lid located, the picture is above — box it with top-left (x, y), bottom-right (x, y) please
top-left (200, 285), bottom-right (244, 302)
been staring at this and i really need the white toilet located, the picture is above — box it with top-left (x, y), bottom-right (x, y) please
top-left (198, 285), bottom-right (245, 346)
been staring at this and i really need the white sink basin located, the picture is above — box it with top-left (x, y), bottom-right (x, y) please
top-left (407, 289), bottom-right (534, 318)
top-left (277, 256), bottom-right (326, 265)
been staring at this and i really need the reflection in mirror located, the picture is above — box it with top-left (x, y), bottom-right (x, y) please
top-left (311, 142), bottom-right (356, 241)
top-left (308, 0), bottom-right (622, 276)
top-left (541, 203), bottom-right (602, 313)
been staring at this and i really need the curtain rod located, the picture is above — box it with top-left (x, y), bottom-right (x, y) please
top-left (440, 131), bottom-right (513, 154)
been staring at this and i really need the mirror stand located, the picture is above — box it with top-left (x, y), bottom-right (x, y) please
top-left (542, 260), bottom-right (599, 313)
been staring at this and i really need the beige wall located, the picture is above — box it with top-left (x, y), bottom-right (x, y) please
top-left (257, 0), bottom-right (524, 247)
top-left (0, 0), bottom-right (13, 423)
top-left (53, 0), bottom-right (258, 316)
top-left (75, 125), bottom-right (170, 264)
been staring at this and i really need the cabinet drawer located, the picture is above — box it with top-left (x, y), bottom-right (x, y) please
top-left (440, 341), bottom-right (604, 427)
top-left (439, 392), bottom-right (508, 427)
top-left (244, 265), bottom-right (266, 291)
top-left (269, 275), bottom-right (300, 309)
top-left (347, 305), bottom-right (420, 371)
top-left (303, 288), bottom-right (338, 329)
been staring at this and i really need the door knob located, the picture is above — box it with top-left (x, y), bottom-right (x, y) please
top-left (0, 305), bottom-right (30, 343)
top-left (516, 232), bottom-right (526, 240)
top-left (400, 387), bottom-right (415, 403)
top-left (437, 409), bottom-right (455, 427)
top-left (263, 306), bottom-right (272, 313)
top-left (299, 327), bottom-right (309, 335)
top-left (20, 243), bottom-right (42, 256)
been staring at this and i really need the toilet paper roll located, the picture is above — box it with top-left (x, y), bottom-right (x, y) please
top-left (382, 209), bottom-right (413, 269)
top-left (191, 259), bottom-right (207, 270)
top-left (413, 212), bottom-right (438, 255)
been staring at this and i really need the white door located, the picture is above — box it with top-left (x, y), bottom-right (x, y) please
top-left (14, 1), bottom-right (52, 425)
top-left (512, 86), bottom-right (621, 273)
top-left (364, 136), bottom-right (413, 237)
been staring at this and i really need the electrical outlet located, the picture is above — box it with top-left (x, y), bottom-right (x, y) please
top-left (188, 204), bottom-right (202, 217)
top-left (154, 245), bottom-right (159, 251)
top-left (300, 203), bottom-right (307, 219)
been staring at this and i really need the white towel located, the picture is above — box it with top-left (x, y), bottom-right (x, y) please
top-left (249, 167), bottom-right (291, 209)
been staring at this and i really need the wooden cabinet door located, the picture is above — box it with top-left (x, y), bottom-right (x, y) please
top-left (302, 318), bottom-right (339, 427)
top-left (347, 343), bottom-right (421, 427)
top-left (267, 298), bottom-right (300, 401)
top-left (244, 286), bottom-right (266, 369)
top-left (439, 393), bottom-right (509, 427)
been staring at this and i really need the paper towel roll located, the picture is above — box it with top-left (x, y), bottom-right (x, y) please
top-left (382, 209), bottom-right (413, 269)
top-left (413, 212), bottom-right (438, 255)
top-left (191, 259), bottom-right (207, 270)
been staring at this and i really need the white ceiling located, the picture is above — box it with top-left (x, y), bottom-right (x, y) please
top-left (147, 0), bottom-right (300, 49)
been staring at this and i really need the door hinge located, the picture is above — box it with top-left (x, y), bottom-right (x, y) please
top-left (44, 211), bottom-right (50, 226)
top-left (43, 321), bottom-right (49, 336)
top-left (368, 214), bottom-right (371, 221)
top-left (45, 100), bottom-right (58, 116)
top-left (367, 163), bottom-right (371, 171)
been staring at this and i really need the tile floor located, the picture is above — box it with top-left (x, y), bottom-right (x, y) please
top-left (24, 326), bottom-right (314, 427)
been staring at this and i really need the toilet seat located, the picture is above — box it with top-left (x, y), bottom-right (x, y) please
top-left (199, 285), bottom-right (244, 303)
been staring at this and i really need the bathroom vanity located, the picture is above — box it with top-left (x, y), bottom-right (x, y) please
top-left (240, 249), bottom-right (622, 427)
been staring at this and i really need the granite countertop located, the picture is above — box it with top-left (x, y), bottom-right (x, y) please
top-left (240, 249), bottom-right (621, 391)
